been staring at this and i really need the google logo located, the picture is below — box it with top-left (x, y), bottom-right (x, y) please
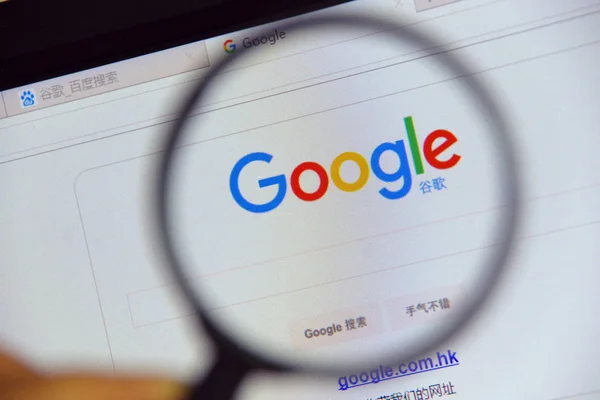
top-left (230, 116), bottom-right (461, 213)
top-left (223, 39), bottom-right (237, 54)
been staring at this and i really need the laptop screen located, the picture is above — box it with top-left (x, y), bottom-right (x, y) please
top-left (1, 1), bottom-right (599, 398)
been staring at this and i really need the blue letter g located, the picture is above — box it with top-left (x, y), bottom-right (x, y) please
top-left (229, 152), bottom-right (287, 213)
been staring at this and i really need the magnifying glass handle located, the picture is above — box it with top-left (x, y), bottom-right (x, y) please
top-left (188, 350), bottom-right (251, 400)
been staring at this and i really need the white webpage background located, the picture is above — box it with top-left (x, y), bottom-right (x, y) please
top-left (1, 1), bottom-right (600, 399)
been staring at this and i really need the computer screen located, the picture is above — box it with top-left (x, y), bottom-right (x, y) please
top-left (1, 0), bottom-right (599, 399)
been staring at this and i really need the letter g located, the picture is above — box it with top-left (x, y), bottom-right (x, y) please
top-left (229, 152), bottom-right (287, 213)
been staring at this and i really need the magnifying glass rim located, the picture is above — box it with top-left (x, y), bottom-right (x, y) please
top-left (154, 13), bottom-right (522, 375)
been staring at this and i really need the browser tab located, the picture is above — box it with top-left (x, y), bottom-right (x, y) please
top-left (206, 21), bottom-right (382, 70)
top-left (207, 26), bottom-right (290, 67)
top-left (2, 40), bottom-right (210, 116)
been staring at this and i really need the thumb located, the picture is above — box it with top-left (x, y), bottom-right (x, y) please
top-left (0, 375), bottom-right (187, 400)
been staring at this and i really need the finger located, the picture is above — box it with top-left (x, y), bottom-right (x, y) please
top-left (0, 352), bottom-right (37, 379)
top-left (0, 376), bottom-right (187, 400)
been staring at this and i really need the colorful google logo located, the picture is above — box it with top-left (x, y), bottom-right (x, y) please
top-left (223, 39), bottom-right (237, 54)
top-left (229, 116), bottom-right (461, 213)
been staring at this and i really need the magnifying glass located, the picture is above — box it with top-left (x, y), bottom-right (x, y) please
top-left (154, 14), bottom-right (521, 400)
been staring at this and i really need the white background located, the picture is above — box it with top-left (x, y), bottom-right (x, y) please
top-left (1, 0), bottom-right (600, 399)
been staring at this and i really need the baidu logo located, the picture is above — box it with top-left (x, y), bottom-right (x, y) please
top-left (19, 89), bottom-right (37, 108)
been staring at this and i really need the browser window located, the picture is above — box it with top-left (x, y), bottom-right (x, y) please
top-left (1, 0), bottom-right (600, 399)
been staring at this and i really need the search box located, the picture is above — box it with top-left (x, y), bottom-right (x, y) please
top-left (126, 210), bottom-right (493, 328)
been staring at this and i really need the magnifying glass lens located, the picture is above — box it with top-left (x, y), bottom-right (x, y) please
top-left (160, 18), bottom-right (518, 372)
